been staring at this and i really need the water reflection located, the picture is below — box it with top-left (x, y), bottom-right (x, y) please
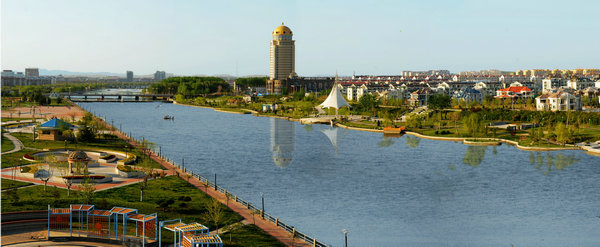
top-left (320, 127), bottom-right (345, 153)
top-left (529, 152), bottom-right (580, 175)
top-left (303, 124), bottom-right (313, 133)
top-left (463, 146), bottom-right (487, 167)
top-left (270, 118), bottom-right (295, 168)
top-left (405, 136), bottom-right (420, 148)
top-left (378, 137), bottom-right (395, 148)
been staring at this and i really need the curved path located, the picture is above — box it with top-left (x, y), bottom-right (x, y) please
top-left (2, 132), bottom-right (25, 155)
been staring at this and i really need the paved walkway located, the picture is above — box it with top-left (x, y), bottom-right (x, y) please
top-left (2, 132), bottom-right (25, 155)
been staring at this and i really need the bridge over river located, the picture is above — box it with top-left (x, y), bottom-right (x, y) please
top-left (62, 93), bottom-right (174, 102)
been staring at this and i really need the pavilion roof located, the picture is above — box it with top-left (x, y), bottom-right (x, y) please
top-left (176, 223), bottom-right (209, 232)
top-left (164, 222), bottom-right (186, 231)
top-left (70, 204), bottom-right (94, 211)
top-left (187, 235), bottom-right (222, 244)
top-left (38, 118), bottom-right (77, 130)
top-left (51, 208), bottom-right (71, 214)
top-left (318, 81), bottom-right (350, 109)
top-left (110, 207), bottom-right (137, 215)
top-left (128, 213), bottom-right (157, 222)
top-left (89, 209), bottom-right (110, 216)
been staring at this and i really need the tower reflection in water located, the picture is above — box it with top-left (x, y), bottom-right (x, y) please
top-left (270, 118), bottom-right (295, 168)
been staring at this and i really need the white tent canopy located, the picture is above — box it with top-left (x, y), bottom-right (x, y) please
top-left (318, 82), bottom-right (350, 110)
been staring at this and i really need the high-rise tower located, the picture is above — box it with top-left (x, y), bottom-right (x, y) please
top-left (267, 23), bottom-right (295, 94)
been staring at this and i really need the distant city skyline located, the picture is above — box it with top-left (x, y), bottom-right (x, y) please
top-left (2, 0), bottom-right (599, 76)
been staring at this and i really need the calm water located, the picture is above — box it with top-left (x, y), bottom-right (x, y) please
top-left (79, 102), bottom-right (600, 247)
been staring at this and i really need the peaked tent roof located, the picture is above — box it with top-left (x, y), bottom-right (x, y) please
top-left (38, 118), bottom-right (77, 129)
top-left (318, 82), bottom-right (350, 109)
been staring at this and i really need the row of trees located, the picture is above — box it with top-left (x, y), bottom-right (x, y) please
top-left (234, 77), bottom-right (267, 89)
top-left (148, 77), bottom-right (230, 95)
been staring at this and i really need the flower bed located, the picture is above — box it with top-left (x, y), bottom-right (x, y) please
top-left (23, 153), bottom-right (37, 161)
top-left (116, 165), bottom-right (143, 178)
top-left (100, 154), bottom-right (115, 160)
top-left (98, 153), bottom-right (117, 163)
top-left (117, 153), bottom-right (137, 165)
top-left (20, 165), bottom-right (39, 174)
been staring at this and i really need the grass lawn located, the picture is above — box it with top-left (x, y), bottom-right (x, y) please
top-left (342, 121), bottom-right (379, 130)
top-left (577, 127), bottom-right (600, 142)
top-left (1, 176), bottom-right (283, 246)
top-left (1, 117), bottom-right (42, 123)
top-left (215, 108), bottom-right (252, 114)
top-left (223, 224), bottom-right (286, 247)
top-left (2, 135), bottom-right (15, 152)
top-left (1, 178), bottom-right (33, 190)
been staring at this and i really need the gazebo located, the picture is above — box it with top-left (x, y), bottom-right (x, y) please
top-left (36, 118), bottom-right (77, 141)
top-left (160, 219), bottom-right (220, 247)
top-left (68, 150), bottom-right (90, 175)
top-left (49, 204), bottom-right (158, 246)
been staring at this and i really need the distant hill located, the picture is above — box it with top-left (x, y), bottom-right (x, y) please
top-left (39, 69), bottom-right (123, 77)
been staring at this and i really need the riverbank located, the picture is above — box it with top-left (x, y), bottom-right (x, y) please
top-left (334, 122), bottom-right (593, 153)
top-left (172, 101), bottom-right (598, 155)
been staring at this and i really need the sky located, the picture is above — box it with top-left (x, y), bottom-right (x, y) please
top-left (2, 0), bottom-right (599, 76)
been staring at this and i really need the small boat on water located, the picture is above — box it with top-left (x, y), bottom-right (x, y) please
top-left (164, 115), bottom-right (174, 120)
top-left (383, 126), bottom-right (405, 134)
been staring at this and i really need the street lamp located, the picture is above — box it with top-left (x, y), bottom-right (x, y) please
top-left (342, 229), bottom-right (349, 247)
top-left (260, 193), bottom-right (265, 219)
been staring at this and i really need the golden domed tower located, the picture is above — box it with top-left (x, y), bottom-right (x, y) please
top-left (267, 22), bottom-right (295, 94)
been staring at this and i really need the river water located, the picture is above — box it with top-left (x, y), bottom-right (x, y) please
top-left (78, 101), bottom-right (600, 247)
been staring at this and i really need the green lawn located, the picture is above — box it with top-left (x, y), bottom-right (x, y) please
top-left (1, 178), bottom-right (33, 190)
top-left (1, 117), bottom-right (42, 123)
top-left (1, 176), bottom-right (283, 246)
top-left (341, 121), bottom-right (380, 130)
top-left (223, 224), bottom-right (286, 247)
top-left (2, 135), bottom-right (14, 152)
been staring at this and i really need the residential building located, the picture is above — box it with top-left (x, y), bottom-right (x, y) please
top-left (1, 69), bottom-right (53, 87)
top-left (495, 86), bottom-right (533, 99)
top-left (566, 78), bottom-right (596, 90)
top-left (536, 91), bottom-right (581, 111)
top-left (126, 71), bottom-right (133, 82)
top-left (25, 68), bottom-right (39, 77)
top-left (453, 87), bottom-right (483, 103)
top-left (154, 71), bottom-right (166, 81)
top-left (542, 78), bottom-right (567, 92)
top-left (408, 87), bottom-right (434, 106)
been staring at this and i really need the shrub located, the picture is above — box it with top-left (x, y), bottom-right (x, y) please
top-left (117, 165), bottom-right (133, 172)
top-left (100, 154), bottom-right (115, 160)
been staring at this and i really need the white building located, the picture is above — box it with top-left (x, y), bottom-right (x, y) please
top-left (567, 79), bottom-right (596, 90)
top-left (536, 91), bottom-right (581, 111)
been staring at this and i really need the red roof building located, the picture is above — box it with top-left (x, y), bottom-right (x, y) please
top-left (495, 86), bottom-right (533, 99)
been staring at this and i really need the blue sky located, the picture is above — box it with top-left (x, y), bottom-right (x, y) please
top-left (2, 0), bottom-right (599, 76)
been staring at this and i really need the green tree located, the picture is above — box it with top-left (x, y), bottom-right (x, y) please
top-left (78, 177), bottom-right (96, 204)
top-left (464, 114), bottom-right (485, 137)
top-left (357, 94), bottom-right (379, 115)
top-left (428, 94), bottom-right (451, 110)
top-left (205, 198), bottom-right (225, 234)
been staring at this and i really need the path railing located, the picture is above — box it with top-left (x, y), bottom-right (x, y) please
top-left (174, 162), bottom-right (329, 247)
